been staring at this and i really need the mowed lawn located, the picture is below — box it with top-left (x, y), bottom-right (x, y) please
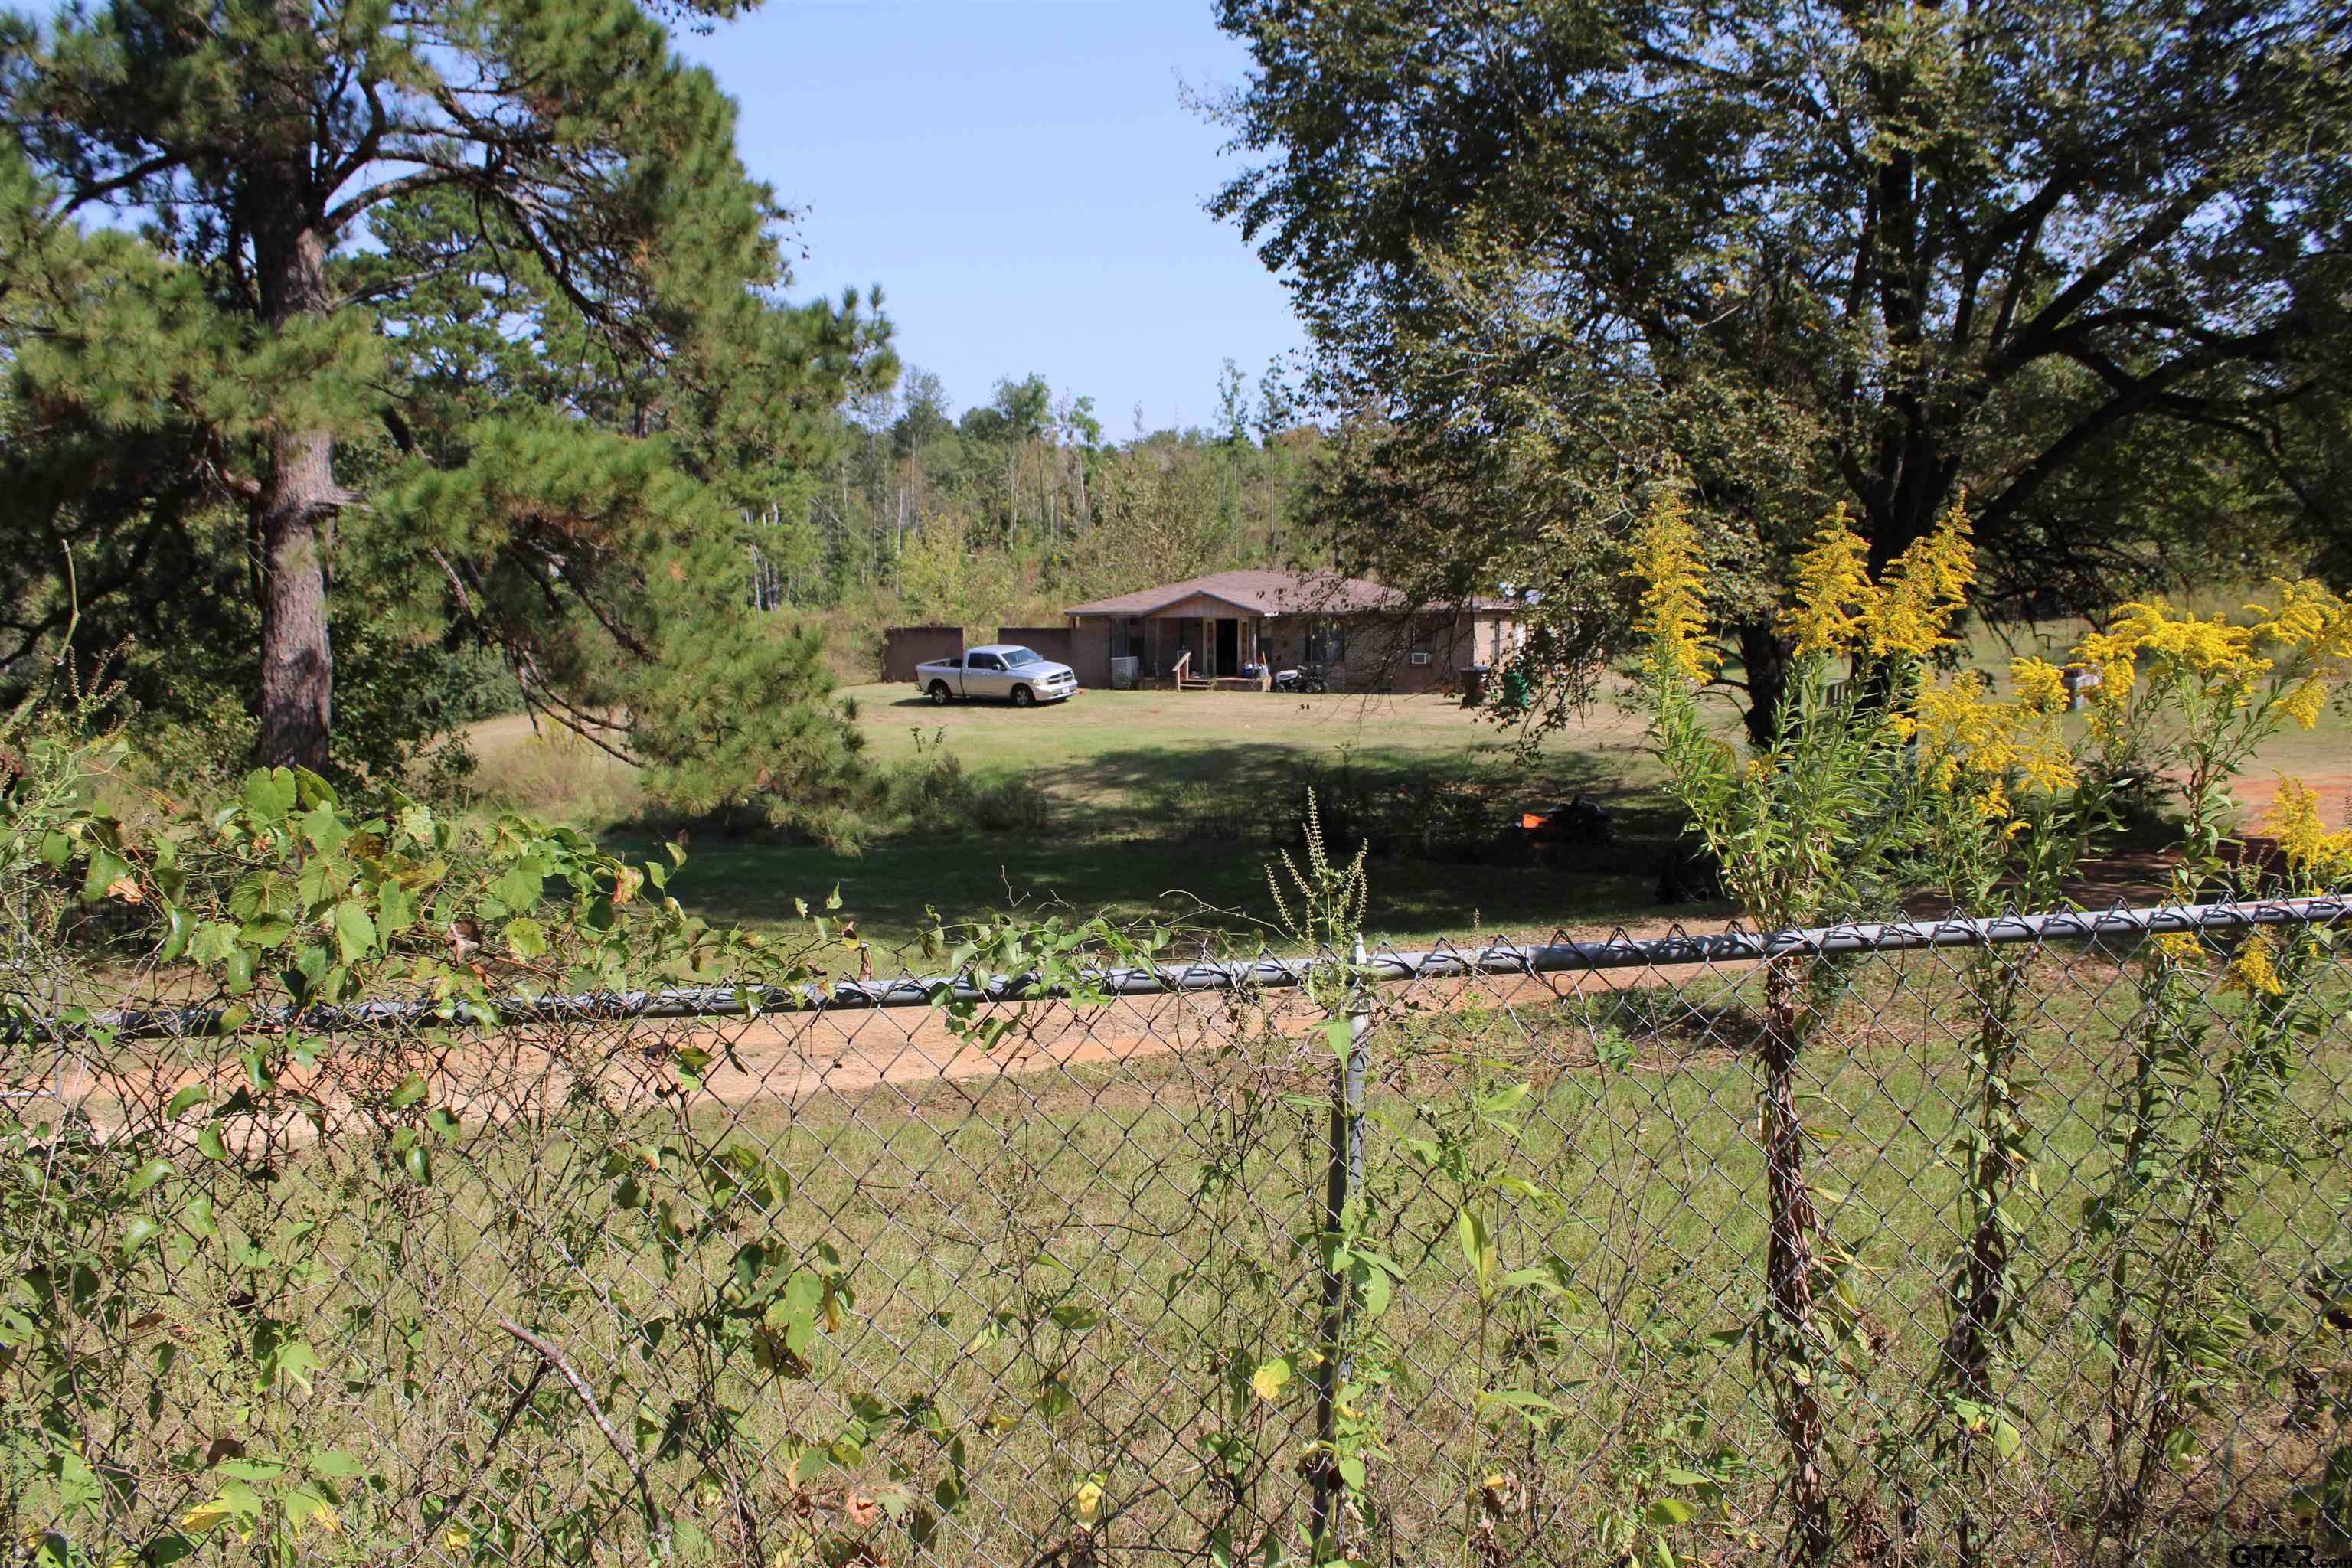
top-left (466, 648), bottom-right (2352, 965)
top-left (471, 685), bottom-right (1682, 959)
top-left (671, 684), bottom-right (1681, 959)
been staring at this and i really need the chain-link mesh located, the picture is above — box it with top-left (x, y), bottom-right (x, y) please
top-left (7, 899), bottom-right (2350, 1566)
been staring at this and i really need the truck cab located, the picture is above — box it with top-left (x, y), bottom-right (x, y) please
top-left (916, 645), bottom-right (1080, 707)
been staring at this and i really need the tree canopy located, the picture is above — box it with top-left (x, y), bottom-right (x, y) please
top-left (2, 0), bottom-right (886, 827)
top-left (1210, 0), bottom-right (2352, 731)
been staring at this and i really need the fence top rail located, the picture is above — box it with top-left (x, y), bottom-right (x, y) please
top-left (12, 894), bottom-right (2344, 1046)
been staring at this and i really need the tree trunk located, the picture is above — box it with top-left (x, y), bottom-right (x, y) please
top-left (248, 25), bottom-right (338, 773)
top-left (1736, 622), bottom-right (1793, 749)
top-left (255, 426), bottom-right (336, 770)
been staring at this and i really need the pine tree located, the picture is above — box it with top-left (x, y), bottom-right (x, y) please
top-left (2, 0), bottom-right (881, 776)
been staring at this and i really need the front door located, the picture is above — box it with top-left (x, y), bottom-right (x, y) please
top-left (1215, 618), bottom-right (1239, 678)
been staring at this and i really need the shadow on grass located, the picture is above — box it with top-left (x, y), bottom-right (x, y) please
top-left (1015, 740), bottom-right (1627, 841)
top-left (629, 815), bottom-right (1724, 965)
top-left (609, 717), bottom-right (1720, 959)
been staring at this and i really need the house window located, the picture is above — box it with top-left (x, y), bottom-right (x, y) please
top-left (1110, 617), bottom-right (1145, 660)
top-left (1305, 619), bottom-right (1346, 665)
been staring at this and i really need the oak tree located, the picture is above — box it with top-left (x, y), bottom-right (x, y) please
top-left (1211, 0), bottom-right (2352, 730)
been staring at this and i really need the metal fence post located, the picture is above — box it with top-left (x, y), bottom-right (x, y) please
top-left (1309, 937), bottom-right (1372, 1557)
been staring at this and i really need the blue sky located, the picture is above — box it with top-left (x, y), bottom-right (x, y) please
top-left (671, 1), bottom-right (1305, 435)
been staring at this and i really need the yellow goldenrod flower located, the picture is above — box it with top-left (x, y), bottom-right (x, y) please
top-left (2266, 777), bottom-right (2352, 882)
top-left (2010, 657), bottom-right (2068, 714)
top-left (1628, 488), bottom-right (1717, 684)
top-left (2153, 933), bottom-right (2204, 963)
top-left (2110, 599), bottom-right (2269, 684)
top-left (2069, 626), bottom-right (2139, 741)
top-left (2271, 674), bottom-right (2328, 730)
top-left (1867, 503), bottom-right (1975, 658)
top-left (2249, 577), bottom-right (2352, 661)
top-left (1782, 507), bottom-right (1876, 658)
top-left (1905, 671), bottom-right (2075, 820)
top-left (2222, 930), bottom-right (2285, 997)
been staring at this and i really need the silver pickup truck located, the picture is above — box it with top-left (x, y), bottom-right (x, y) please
top-left (916, 644), bottom-right (1080, 707)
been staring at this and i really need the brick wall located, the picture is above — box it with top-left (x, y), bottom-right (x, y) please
top-left (883, 626), bottom-right (965, 684)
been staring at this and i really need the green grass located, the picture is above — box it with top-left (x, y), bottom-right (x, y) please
top-left (468, 636), bottom-right (2352, 964)
top-left (38, 946), bottom-right (2350, 1563)
top-left (614, 686), bottom-right (1684, 960)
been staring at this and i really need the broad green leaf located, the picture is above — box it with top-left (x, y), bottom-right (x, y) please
top-left (273, 1339), bottom-right (323, 1394)
top-left (299, 802), bottom-right (348, 854)
top-left (237, 914), bottom-right (293, 949)
top-left (54, 1449), bottom-right (99, 1514)
top-left (491, 862), bottom-right (544, 910)
top-left (332, 901), bottom-right (376, 964)
top-left (158, 905), bottom-right (195, 962)
top-left (289, 766), bottom-right (339, 808)
top-left (242, 769), bottom-right (297, 824)
top-left (188, 922), bottom-right (240, 964)
top-left (282, 1489), bottom-right (340, 1538)
top-left (81, 847), bottom-right (130, 903)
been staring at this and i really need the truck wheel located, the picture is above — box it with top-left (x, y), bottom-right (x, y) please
top-left (928, 681), bottom-right (952, 705)
top-left (1010, 684), bottom-right (1035, 708)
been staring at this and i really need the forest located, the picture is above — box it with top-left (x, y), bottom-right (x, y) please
top-left (749, 360), bottom-right (1328, 667)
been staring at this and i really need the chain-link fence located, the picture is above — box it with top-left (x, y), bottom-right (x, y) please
top-left (7, 897), bottom-right (2350, 1566)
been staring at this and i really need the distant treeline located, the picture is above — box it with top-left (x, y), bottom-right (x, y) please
top-left (752, 362), bottom-right (1328, 678)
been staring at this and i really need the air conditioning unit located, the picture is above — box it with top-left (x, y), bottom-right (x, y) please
top-left (1410, 651), bottom-right (1432, 665)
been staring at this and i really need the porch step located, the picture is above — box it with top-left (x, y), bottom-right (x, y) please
top-left (1177, 678), bottom-right (1215, 691)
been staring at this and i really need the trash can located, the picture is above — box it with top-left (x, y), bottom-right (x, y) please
top-left (1499, 669), bottom-right (1533, 711)
top-left (1459, 665), bottom-right (1490, 708)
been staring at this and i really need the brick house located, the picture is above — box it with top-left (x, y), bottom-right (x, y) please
top-left (1060, 570), bottom-right (1521, 692)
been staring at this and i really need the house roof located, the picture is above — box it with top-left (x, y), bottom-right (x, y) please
top-left (1064, 570), bottom-right (1511, 619)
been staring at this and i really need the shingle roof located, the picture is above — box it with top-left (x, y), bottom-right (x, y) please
top-left (1064, 570), bottom-right (1510, 619)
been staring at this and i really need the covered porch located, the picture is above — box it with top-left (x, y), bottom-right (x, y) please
top-left (1110, 603), bottom-right (1269, 687)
